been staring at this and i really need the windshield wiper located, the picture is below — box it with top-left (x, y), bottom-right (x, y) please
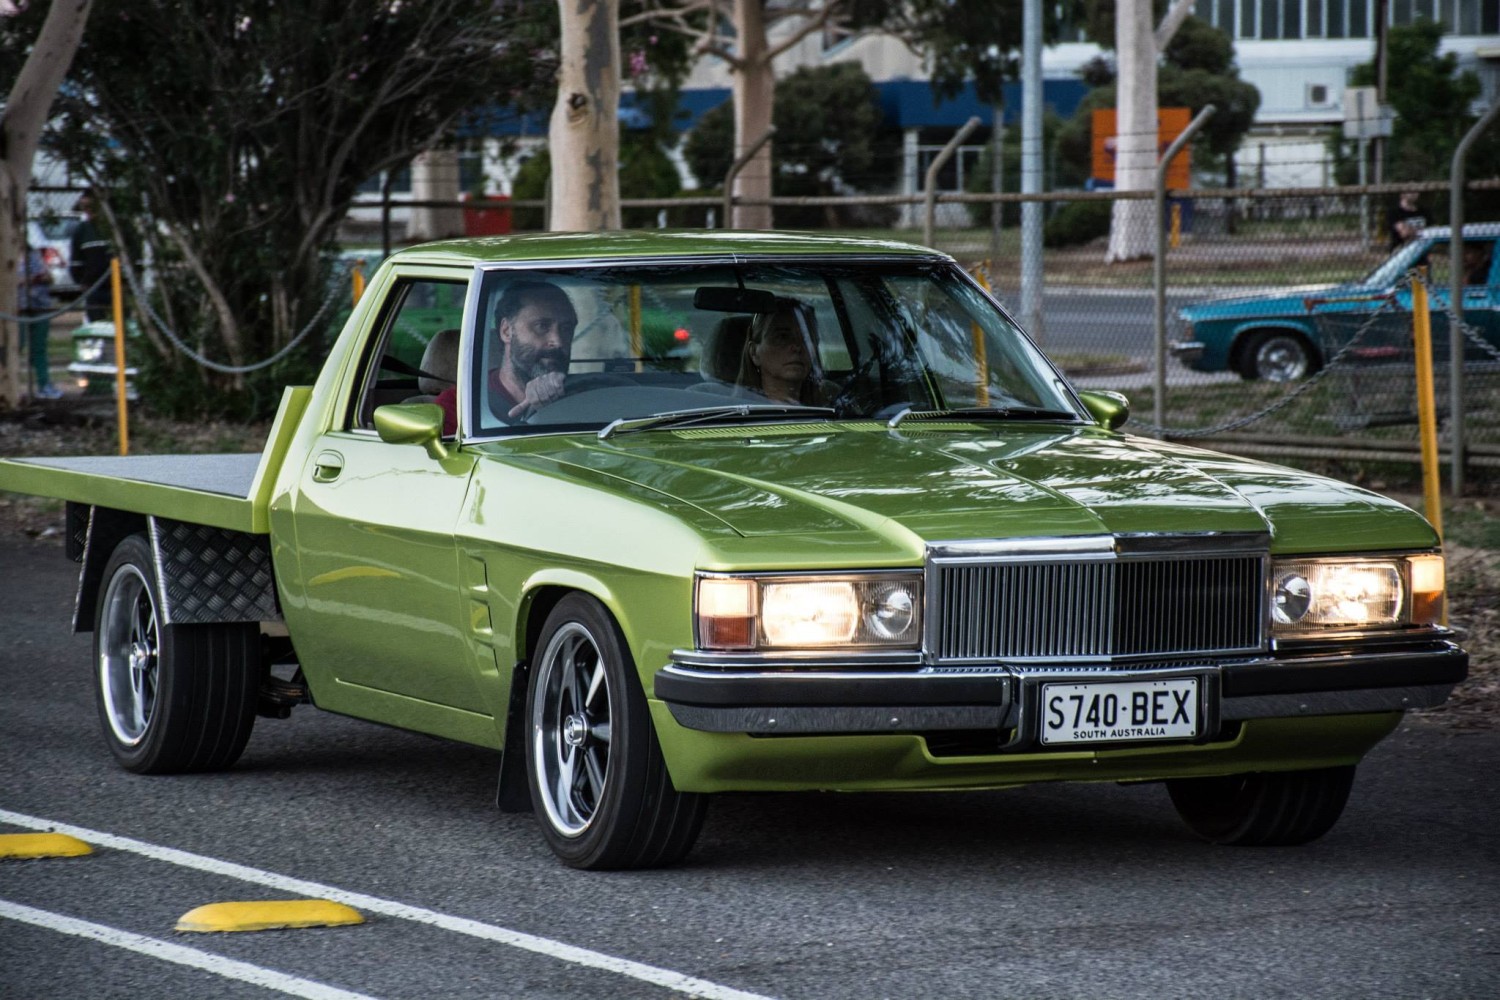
top-left (599, 404), bottom-right (837, 440)
top-left (886, 406), bottom-right (1078, 430)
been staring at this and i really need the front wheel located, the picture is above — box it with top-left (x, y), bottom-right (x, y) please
top-left (93, 534), bottom-right (259, 773)
top-left (1240, 331), bottom-right (1317, 382)
top-left (1166, 765), bottom-right (1356, 846)
top-left (525, 593), bottom-right (706, 869)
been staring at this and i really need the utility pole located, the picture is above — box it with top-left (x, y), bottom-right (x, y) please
top-left (1373, 0), bottom-right (1389, 188)
top-left (1020, 0), bottom-right (1044, 341)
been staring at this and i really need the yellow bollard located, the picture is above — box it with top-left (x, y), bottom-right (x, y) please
top-left (110, 259), bottom-right (129, 456)
top-left (1170, 203), bottom-right (1182, 249)
top-left (629, 285), bottom-right (643, 372)
top-left (1410, 278), bottom-right (1443, 544)
top-left (968, 265), bottom-right (992, 406)
top-left (351, 261), bottom-right (366, 305)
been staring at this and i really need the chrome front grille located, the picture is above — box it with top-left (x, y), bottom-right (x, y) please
top-left (927, 535), bottom-right (1267, 663)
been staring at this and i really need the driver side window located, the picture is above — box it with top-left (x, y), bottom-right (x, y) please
top-left (351, 277), bottom-right (467, 431)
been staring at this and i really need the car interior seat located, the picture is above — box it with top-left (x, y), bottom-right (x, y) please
top-left (405, 328), bottom-right (461, 404)
top-left (699, 315), bottom-right (752, 390)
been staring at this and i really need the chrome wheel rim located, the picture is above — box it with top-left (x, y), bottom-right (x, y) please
top-left (99, 566), bottom-right (159, 746)
top-left (1255, 336), bottom-right (1310, 382)
top-left (531, 622), bottom-right (612, 837)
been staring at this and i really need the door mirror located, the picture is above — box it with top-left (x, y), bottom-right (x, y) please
top-left (374, 403), bottom-right (449, 460)
top-left (1077, 389), bottom-right (1130, 430)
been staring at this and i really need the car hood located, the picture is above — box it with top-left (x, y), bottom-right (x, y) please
top-left (503, 424), bottom-right (1434, 556)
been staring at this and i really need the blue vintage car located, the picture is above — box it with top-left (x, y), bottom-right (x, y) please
top-left (1171, 224), bottom-right (1500, 381)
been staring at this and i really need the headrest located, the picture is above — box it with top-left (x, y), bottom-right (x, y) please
top-left (419, 328), bottom-right (461, 395)
top-left (700, 315), bottom-right (752, 383)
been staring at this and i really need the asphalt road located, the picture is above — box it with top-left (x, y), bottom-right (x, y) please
top-left (2, 535), bottom-right (1497, 1000)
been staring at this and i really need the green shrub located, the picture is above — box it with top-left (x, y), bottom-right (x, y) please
top-left (1043, 199), bottom-right (1111, 247)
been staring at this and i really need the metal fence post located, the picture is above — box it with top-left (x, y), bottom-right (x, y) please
top-left (924, 117), bottom-right (981, 249)
top-left (1154, 105), bottom-right (1215, 436)
top-left (722, 127), bottom-right (776, 231)
top-left (1448, 99), bottom-right (1500, 495)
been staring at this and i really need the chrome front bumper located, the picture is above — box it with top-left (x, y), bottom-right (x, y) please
top-left (654, 641), bottom-right (1467, 744)
top-left (1167, 340), bottom-right (1205, 365)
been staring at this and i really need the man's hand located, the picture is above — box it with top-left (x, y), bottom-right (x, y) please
top-left (507, 371), bottom-right (567, 419)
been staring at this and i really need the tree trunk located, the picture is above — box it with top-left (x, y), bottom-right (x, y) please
top-left (550, 0), bottom-right (621, 231)
top-left (0, 0), bottom-right (93, 411)
top-left (407, 150), bottom-right (465, 241)
top-left (730, 0), bottom-right (774, 230)
top-left (1105, 0), bottom-right (1156, 263)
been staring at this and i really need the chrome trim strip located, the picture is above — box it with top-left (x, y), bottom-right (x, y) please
top-left (1271, 624), bottom-right (1455, 650)
top-left (925, 531), bottom-right (1271, 562)
top-left (472, 252), bottom-right (949, 274)
top-left (662, 662), bottom-right (932, 681)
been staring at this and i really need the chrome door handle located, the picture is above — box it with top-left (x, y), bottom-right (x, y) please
top-left (313, 450), bottom-right (344, 483)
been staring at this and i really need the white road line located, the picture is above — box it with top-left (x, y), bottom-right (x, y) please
top-left (0, 808), bottom-right (774, 1000)
top-left (0, 899), bottom-right (377, 1000)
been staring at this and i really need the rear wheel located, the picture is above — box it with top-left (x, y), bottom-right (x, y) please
top-left (1166, 766), bottom-right (1356, 846)
top-left (93, 534), bottom-right (259, 774)
top-left (1240, 331), bottom-right (1317, 382)
top-left (526, 593), bottom-right (706, 869)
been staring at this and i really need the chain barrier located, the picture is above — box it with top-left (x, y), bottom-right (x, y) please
top-left (968, 259), bottom-right (1486, 441)
top-left (118, 255), bottom-right (356, 375)
top-left (1137, 289), bottom-right (1402, 439)
top-left (1456, 311), bottom-right (1500, 364)
top-left (966, 257), bottom-right (1405, 439)
top-left (0, 270), bottom-right (111, 324)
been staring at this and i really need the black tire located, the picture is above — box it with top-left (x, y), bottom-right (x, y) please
top-left (92, 534), bottom-right (259, 774)
top-left (525, 593), bottom-right (707, 869)
top-left (1166, 765), bottom-right (1356, 846)
top-left (1239, 330), bottom-right (1318, 382)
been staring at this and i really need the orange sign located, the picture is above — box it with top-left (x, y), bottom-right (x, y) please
top-left (1091, 108), bottom-right (1193, 189)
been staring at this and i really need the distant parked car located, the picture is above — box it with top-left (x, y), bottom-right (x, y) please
top-left (1172, 224), bottom-right (1500, 381)
top-left (68, 319), bottom-right (139, 398)
top-left (28, 217), bottom-right (82, 298)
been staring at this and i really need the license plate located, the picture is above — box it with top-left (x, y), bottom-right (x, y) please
top-left (1040, 678), bottom-right (1199, 745)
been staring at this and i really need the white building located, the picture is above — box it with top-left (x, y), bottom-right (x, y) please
top-left (672, 0), bottom-right (1499, 192)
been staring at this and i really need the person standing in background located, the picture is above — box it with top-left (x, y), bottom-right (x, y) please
top-left (1388, 190), bottom-right (1425, 250)
top-left (20, 246), bottom-right (61, 400)
top-left (69, 191), bottom-right (113, 322)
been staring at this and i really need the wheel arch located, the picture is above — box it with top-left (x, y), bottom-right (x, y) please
top-left (1228, 322), bottom-right (1322, 376)
top-left (498, 580), bottom-right (628, 813)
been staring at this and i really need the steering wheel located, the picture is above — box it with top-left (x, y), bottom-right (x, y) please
top-left (563, 372), bottom-right (635, 394)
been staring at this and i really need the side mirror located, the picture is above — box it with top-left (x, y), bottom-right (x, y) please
top-left (374, 403), bottom-right (449, 460)
top-left (1077, 389), bottom-right (1130, 430)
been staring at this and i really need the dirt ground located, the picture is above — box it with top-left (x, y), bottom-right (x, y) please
top-left (1, 404), bottom-right (1493, 729)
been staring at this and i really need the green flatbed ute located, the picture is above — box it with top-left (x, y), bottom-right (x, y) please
top-left (0, 231), bottom-right (1468, 870)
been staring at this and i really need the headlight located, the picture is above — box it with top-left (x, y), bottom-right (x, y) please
top-left (1271, 555), bottom-right (1444, 634)
top-left (696, 573), bottom-right (923, 651)
top-left (75, 338), bottom-right (107, 363)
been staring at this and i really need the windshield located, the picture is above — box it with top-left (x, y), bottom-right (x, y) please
top-left (462, 259), bottom-right (1080, 437)
top-left (1361, 238), bottom-right (1435, 289)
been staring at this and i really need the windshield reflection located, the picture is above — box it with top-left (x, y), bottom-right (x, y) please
top-left (463, 260), bottom-right (1081, 437)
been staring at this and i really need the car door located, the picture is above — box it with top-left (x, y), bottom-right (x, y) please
top-left (290, 270), bottom-right (491, 730)
top-left (1453, 237), bottom-right (1498, 356)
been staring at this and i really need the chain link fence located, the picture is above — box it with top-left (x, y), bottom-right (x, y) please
top-left (28, 177), bottom-right (1499, 477)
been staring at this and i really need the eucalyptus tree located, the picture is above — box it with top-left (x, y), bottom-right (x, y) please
top-left (629, 1), bottom-right (876, 229)
top-left (0, 0), bottom-right (92, 412)
top-left (34, 0), bottom-right (555, 418)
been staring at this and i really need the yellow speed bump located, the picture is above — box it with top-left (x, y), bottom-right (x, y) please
top-left (176, 900), bottom-right (365, 933)
top-left (0, 833), bottom-right (94, 859)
